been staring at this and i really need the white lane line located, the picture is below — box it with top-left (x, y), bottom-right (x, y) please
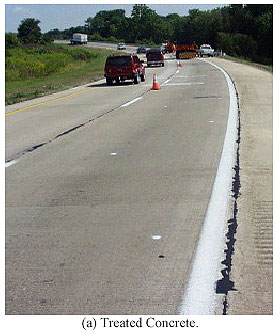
top-left (163, 82), bottom-right (204, 86)
top-left (175, 75), bottom-right (207, 77)
top-left (110, 152), bottom-right (117, 156)
top-left (5, 160), bottom-right (17, 168)
top-left (121, 97), bottom-right (143, 107)
top-left (179, 61), bottom-right (238, 315)
top-left (164, 79), bottom-right (171, 84)
top-left (151, 235), bottom-right (162, 240)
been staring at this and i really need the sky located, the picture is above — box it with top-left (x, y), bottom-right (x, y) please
top-left (5, 2), bottom-right (227, 34)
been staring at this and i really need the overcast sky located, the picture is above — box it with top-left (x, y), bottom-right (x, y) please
top-left (5, 3), bottom-right (227, 33)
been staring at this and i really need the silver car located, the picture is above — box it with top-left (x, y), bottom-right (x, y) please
top-left (117, 43), bottom-right (126, 50)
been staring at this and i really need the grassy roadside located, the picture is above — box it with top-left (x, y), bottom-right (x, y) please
top-left (5, 43), bottom-right (117, 105)
top-left (220, 55), bottom-right (273, 73)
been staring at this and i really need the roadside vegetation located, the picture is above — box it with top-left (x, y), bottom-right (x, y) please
top-left (5, 4), bottom-right (272, 105)
top-left (5, 42), bottom-right (116, 105)
top-left (47, 4), bottom-right (272, 66)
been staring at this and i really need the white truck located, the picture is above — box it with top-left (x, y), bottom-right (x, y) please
top-left (199, 44), bottom-right (214, 57)
top-left (70, 33), bottom-right (88, 45)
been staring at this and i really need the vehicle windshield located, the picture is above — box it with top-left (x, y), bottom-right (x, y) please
top-left (106, 56), bottom-right (132, 66)
top-left (201, 47), bottom-right (211, 50)
top-left (147, 52), bottom-right (162, 56)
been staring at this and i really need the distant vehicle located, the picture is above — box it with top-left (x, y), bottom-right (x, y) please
top-left (104, 54), bottom-right (145, 85)
top-left (165, 42), bottom-right (176, 53)
top-left (136, 46), bottom-right (147, 54)
top-left (175, 41), bottom-right (197, 59)
top-left (70, 33), bottom-right (87, 45)
top-left (117, 43), bottom-right (126, 50)
top-left (146, 49), bottom-right (164, 67)
top-left (199, 44), bottom-right (214, 57)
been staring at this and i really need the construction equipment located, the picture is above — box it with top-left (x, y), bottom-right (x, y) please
top-left (175, 41), bottom-right (197, 59)
top-left (165, 42), bottom-right (176, 53)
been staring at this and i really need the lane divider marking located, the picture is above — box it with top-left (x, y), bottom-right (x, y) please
top-left (163, 82), bottom-right (204, 86)
top-left (151, 235), bottom-right (162, 240)
top-left (5, 160), bottom-right (17, 168)
top-left (175, 75), bottom-right (207, 77)
top-left (5, 87), bottom-right (94, 116)
top-left (121, 97), bottom-right (143, 107)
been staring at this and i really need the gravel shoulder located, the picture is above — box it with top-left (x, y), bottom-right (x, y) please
top-left (209, 57), bottom-right (273, 314)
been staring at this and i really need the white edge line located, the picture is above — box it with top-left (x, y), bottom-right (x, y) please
top-left (5, 160), bottom-right (17, 168)
top-left (179, 61), bottom-right (238, 315)
top-left (121, 96), bottom-right (143, 107)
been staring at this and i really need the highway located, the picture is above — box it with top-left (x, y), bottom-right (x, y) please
top-left (6, 52), bottom-right (233, 314)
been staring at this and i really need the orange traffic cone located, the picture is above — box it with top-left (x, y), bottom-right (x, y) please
top-left (178, 60), bottom-right (183, 68)
top-left (151, 73), bottom-right (160, 90)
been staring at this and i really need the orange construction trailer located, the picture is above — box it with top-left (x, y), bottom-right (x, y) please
top-left (175, 41), bottom-right (197, 59)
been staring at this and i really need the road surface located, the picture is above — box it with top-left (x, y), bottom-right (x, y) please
top-left (7, 48), bottom-right (271, 316)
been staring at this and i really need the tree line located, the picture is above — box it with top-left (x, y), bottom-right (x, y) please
top-left (6, 4), bottom-right (273, 65)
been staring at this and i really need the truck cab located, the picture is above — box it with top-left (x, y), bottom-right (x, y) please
top-left (199, 44), bottom-right (214, 57)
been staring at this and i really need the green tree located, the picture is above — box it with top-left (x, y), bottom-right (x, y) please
top-left (130, 4), bottom-right (161, 43)
top-left (17, 18), bottom-right (42, 44)
top-left (85, 9), bottom-right (126, 39)
top-left (5, 33), bottom-right (22, 49)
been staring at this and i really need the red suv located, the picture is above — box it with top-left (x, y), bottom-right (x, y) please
top-left (104, 54), bottom-right (145, 85)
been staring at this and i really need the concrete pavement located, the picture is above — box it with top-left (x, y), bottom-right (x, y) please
top-left (6, 58), bottom-right (230, 314)
top-left (208, 57), bottom-right (273, 315)
top-left (5, 54), bottom-right (272, 315)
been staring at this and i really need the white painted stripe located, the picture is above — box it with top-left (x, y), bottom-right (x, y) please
top-left (164, 79), bottom-right (171, 84)
top-left (151, 235), bottom-right (162, 240)
top-left (5, 160), bottom-right (17, 168)
top-left (121, 97), bottom-right (143, 107)
top-left (175, 75), bottom-right (207, 77)
top-left (179, 61), bottom-right (238, 315)
top-left (163, 82), bottom-right (204, 86)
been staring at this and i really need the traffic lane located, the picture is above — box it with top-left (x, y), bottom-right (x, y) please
top-left (6, 59), bottom-right (229, 314)
top-left (5, 57), bottom-right (177, 162)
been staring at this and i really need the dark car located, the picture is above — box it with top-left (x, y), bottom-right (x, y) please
top-left (136, 46), bottom-right (147, 54)
top-left (104, 54), bottom-right (145, 85)
top-left (146, 49), bottom-right (164, 67)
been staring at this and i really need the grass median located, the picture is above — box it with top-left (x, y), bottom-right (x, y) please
top-left (5, 43), bottom-right (118, 105)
